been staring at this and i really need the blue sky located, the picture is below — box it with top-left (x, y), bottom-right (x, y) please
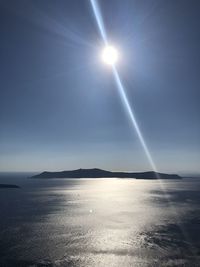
top-left (0, 0), bottom-right (199, 175)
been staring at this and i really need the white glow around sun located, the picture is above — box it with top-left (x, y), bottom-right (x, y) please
top-left (102, 45), bottom-right (118, 65)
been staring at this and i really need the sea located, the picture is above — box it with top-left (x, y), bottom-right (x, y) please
top-left (0, 173), bottom-right (200, 267)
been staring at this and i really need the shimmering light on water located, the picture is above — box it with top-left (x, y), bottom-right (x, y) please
top-left (0, 176), bottom-right (200, 266)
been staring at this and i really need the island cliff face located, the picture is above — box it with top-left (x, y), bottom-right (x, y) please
top-left (31, 168), bottom-right (181, 179)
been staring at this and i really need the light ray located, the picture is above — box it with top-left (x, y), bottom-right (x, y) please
top-left (112, 66), bottom-right (158, 172)
top-left (90, 0), bottom-right (107, 43)
top-left (90, 0), bottom-right (157, 172)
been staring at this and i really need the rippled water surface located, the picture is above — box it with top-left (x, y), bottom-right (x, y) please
top-left (0, 175), bottom-right (200, 266)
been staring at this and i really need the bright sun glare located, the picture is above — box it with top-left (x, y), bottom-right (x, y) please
top-left (102, 45), bottom-right (118, 65)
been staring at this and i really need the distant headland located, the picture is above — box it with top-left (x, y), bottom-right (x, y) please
top-left (31, 168), bottom-right (182, 179)
top-left (0, 184), bottom-right (20, 189)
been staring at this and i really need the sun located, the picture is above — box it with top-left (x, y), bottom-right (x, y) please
top-left (102, 45), bottom-right (118, 65)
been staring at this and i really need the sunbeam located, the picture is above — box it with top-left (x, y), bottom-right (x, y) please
top-left (90, 0), bottom-right (157, 172)
top-left (112, 66), bottom-right (158, 172)
top-left (90, 0), bottom-right (107, 43)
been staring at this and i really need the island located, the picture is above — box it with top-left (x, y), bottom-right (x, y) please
top-left (0, 184), bottom-right (20, 189)
top-left (31, 168), bottom-right (182, 179)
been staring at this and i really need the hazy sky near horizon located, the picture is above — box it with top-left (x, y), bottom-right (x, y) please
top-left (0, 0), bottom-right (200, 174)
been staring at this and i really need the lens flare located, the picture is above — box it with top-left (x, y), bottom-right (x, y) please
top-left (89, 0), bottom-right (157, 172)
top-left (90, 0), bottom-right (107, 43)
top-left (112, 67), bottom-right (157, 172)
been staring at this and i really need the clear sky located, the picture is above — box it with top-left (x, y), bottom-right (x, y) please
top-left (0, 0), bottom-right (199, 175)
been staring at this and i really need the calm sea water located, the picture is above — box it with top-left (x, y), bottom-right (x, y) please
top-left (0, 174), bottom-right (200, 267)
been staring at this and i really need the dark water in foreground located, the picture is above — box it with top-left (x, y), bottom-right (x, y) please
top-left (0, 174), bottom-right (200, 267)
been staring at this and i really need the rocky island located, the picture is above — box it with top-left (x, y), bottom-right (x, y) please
top-left (31, 168), bottom-right (181, 179)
